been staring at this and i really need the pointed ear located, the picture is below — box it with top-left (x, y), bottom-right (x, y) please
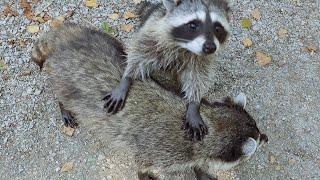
top-left (163, 0), bottom-right (181, 13)
top-left (233, 93), bottom-right (247, 108)
top-left (242, 137), bottom-right (257, 157)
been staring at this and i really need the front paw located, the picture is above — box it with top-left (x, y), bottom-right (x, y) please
top-left (182, 113), bottom-right (208, 141)
top-left (103, 87), bottom-right (127, 114)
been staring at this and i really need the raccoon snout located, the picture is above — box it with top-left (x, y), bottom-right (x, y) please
top-left (202, 41), bottom-right (216, 54)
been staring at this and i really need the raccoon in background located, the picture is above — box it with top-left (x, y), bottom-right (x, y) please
top-left (32, 23), bottom-right (268, 179)
top-left (104, 0), bottom-right (232, 141)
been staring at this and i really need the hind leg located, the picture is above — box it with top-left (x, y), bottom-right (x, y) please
top-left (59, 102), bottom-right (78, 128)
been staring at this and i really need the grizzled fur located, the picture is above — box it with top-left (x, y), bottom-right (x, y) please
top-left (32, 23), bottom-right (267, 179)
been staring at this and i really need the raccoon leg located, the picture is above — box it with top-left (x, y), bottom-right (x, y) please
top-left (194, 167), bottom-right (217, 180)
top-left (59, 102), bottom-right (78, 128)
top-left (183, 102), bottom-right (208, 141)
top-left (180, 68), bottom-right (209, 141)
top-left (102, 76), bottom-right (132, 114)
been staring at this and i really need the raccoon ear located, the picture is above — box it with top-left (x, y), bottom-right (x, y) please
top-left (233, 93), bottom-right (247, 108)
top-left (242, 137), bottom-right (257, 157)
top-left (163, 0), bottom-right (181, 13)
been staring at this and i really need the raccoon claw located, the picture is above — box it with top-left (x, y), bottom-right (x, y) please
top-left (61, 109), bottom-right (78, 128)
top-left (183, 104), bottom-right (208, 141)
top-left (103, 77), bottom-right (131, 114)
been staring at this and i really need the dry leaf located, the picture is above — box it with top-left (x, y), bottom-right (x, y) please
top-left (61, 126), bottom-right (75, 136)
top-left (3, 4), bottom-right (19, 17)
top-left (19, 39), bottom-right (27, 47)
top-left (256, 51), bottom-right (272, 66)
top-left (123, 11), bottom-right (136, 19)
top-left (108, 13), bottom-right (120, 20)
top-left (242, 38), bottom-right (253, 47)
top-left (43, 13), bottom-right (51, 21)
top-left (20, 0), bottom-right (34, 19)
top-left (251, 8), bottom-right (261, 20)
top-left (86, 0), bottom-right (97, 8)
top-left (34, 16), bottom-right (45, 23)
top-left (61, 162), bottom-right (73, 172)
top-left (278, 28), bottom-right (288, 38)
top-left (306, 44), bottom-right (317, 55)
top-left (27, 25), bottom-right (40, 33)
top-left (121, 24), bottom-right (134, 32)
top-left (0, 59), bottom-right (8, 70)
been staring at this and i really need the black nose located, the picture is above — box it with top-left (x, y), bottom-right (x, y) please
top-left (260, 134), bottom-right (268, 143)
top-left (202, 41), bottom-right (216, 54)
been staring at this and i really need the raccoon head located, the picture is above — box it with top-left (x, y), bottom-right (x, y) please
top-left (200, 93), bottom-right (268, 169)
top-left (163, 0), bottom-right (231, 56)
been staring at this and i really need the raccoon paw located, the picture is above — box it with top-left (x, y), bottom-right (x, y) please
top-left (183, 112), bottom-right (208, 141)
top-left (61, 109), bottom-right (78, 128)
top-left (103, 77), bottom-right (132, 114)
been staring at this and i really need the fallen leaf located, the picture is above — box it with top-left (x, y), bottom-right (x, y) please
top-left (86, 0), bottom-right (97, 8)
top-left (123, 11), bottom-right (136, 19)
top-left (43, 13), bottom-right (51, 21)
top-left (3, 4), bottom-right (19, 17)
top-left (278, 28), bottom-right (288, 38)
top-left (275, 165), bottom-right (281, 171)
top-left (242, 38), bottom-right (253, 47)
top-left (0, 59), bottom-right (8, 70)
top-left (251, 8), bottom-right (261, 20)
top-left (256, 51), bottom-right (272, 66)
top-left (27, 25), bottom-right (40, 33)
top-left (102, 22), bottom-right (116, 34)
top-left (269, 155), bottom-right (276, 164)
top-left (20, 70), bottom-right (31, 76)
top-left (20, 0), bottom-right (34, 19)
top-left (8, 39), bottom-right (15, 45)
top-left (240, 18), bottom-right (252, 29)
top-left (61, 126), bottom-right (75, 136)
top-left (108, 13), bottom-right (120, 20)
top-left (288, 159), bottom-right (296, 165)
top-left (121, 24), bottom-right (134, 32)
top-left (19, 39), bottom-right (27, 47)
top-left (34, 16), bottom-right (45, 23)
top-left (61, 162), bottom-right (73, 172)
top-left (306, 44), bottom-right (317, 55)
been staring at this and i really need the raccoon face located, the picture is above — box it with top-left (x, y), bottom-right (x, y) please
top-left (163, 0), bottom-right (231, 55)
top-left (202, 93), bottom-right (268, 166)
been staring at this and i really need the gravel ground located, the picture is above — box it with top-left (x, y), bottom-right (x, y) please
top-left (0, 0), bottom-right (319, 179)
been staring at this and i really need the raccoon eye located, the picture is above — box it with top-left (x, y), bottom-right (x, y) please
top-left (187, 20), bottom-right (201, 31)
top-left (214, 23), bottom-right (224, 33)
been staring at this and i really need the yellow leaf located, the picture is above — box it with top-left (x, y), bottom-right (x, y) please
top-left (123, 11), bottom-right (136, 19)
top-left (86, 0), bottom-right (97, 8)
top-left (251, 8), bottom-right (261, 20)
top-left (61, 126), bottom-right (75, 136)
top-left (240, 18), bottom-right (252, 29)
top-left (108, 13), bottom-right (120, 20)
top-left (256, 51), bottom-right (272, 66)
top-left (242, 38), bottom-right (253, 47)
top-left (121, 24), bottom-right (134, 32)
top-left (27, 25), bottom-right (40, 33)
top-left (61, 162), bottom-right (73, 172)
top-left (277, 28), bottom-right (288, 38)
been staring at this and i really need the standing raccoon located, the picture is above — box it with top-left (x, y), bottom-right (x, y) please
top-left (104, 0), bottom-right (232, 140)
top-left (32, 23), bottom-right (268, 179)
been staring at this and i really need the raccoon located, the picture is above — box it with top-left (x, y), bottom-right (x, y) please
top-left (104, 0), bottom-right (232, 141)
top-left (32, 23), bottom-right (268, 179)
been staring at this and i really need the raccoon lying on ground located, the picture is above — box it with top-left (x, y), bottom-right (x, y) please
top-left (104, 0), bottom-right (232, 141)
top-left (32, 23), bottom-right (268, 179)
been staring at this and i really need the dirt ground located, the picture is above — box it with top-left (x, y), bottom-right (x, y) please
top-left (0, 0), bottom-right (319, 179)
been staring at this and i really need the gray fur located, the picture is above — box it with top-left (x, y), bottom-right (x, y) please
top-left (32, 23), bottom-right (267, 179)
